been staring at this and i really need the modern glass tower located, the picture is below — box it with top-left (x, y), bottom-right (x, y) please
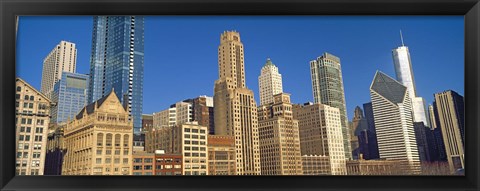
top-left (392, 31), bottom-right (429, 127)
top-left (51, 71), bottom-right (88, 124)
top-left (310, 52), bottom-right (352, 160)
top-left (370, 71), bottom-right (421, 174)
top-left (87, 16), bottom-right (145, 134)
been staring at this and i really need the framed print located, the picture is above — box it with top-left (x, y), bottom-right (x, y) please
top-left (1, 0), bottom-right (479, 190)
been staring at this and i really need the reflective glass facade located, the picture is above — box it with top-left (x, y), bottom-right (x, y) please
top-left (51, 72), bottom-right (88, 124)
top-left (88, 16), bottom-right (145, 133)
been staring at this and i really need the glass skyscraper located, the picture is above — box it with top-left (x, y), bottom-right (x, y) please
top-left (310, 52), bottom-right (352, 160)
top-left (392, 32), bottom-right (429, 127)
top-left (51, 72), bottom-right (88, 124)
top-left (87, 16), bottom-right (145, 134)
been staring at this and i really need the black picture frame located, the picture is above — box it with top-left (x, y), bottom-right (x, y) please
top-left (1, 0), bottom-right (478, 191)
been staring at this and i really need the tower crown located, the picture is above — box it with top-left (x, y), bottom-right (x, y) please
top-left (220, 31), bottom-right (241, 43)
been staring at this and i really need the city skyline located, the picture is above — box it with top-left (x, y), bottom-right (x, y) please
top-left (16, 16), bottom-right (464, 122)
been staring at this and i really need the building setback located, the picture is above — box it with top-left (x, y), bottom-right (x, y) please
top-left (15, 78), bottom-right (51, 175)
top-left (369, 71), bottom-right (421, 174)
top-left (40, 41), bottom-right (77, 99)
top-left (213, 31), bottom-right (261, 175)
top-left (87, 16), bottom-right (145, 134)
top-left (258, 58), bottom-right (283, 106)
top-left (207, 135), bottom-right (236, 175)
top-left (51, 71), bottom-right (88, 125)
top-left (310, 52), bottom-right (352, 160)
top-left (258, 93), bottom-right (303, 175)
top-left (293, 103), bottom-right (347, 175)
top-left (433, 90), bottom-right (465, 173)
top-left (62, 90), bottom-right (133, 175)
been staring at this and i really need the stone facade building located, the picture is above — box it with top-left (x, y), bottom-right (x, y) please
top-left (293, 102), bottom-right (347, 175)
top-left (258, 93), bottom-right (303, 175)
top-left (213, 31), bottom-right (261, 175)
top-left (207, 135), bottom-right (236, 175)
top-left (62, 90), bottom-right (133, 175)
top-left (15, 78), bottom-right (51, 175)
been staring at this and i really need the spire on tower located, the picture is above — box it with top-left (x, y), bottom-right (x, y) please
top-left (400, 30), bottom-right (405, 46)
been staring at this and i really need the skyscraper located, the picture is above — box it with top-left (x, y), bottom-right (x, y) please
top-left (433, 90), bottom-right (465, 173)
top-left (258, 58), bottom-right (283, 106)
top-left (87, 16), bottom-right (145, 134)
top-left (392, 32), bottom-right (429, 127)
top-left (310, 52), bottom-right (352, 160)
top-left (369, 71), bottom-right (421, 174)
top-left (213, 31), bottom-right (261, 175)
top-left (40, 41), bottom-right (77, 99)
top-left (51, 72), bottom-right (88, 125)
top-left (258, 93), bottom-right (303, 175)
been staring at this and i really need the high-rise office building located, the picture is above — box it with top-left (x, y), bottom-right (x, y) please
top-left (16, 78), bottom-right (51, 175)
top-left (369, 71), bottom-right (421, 174)
top-left (258, 58), bottom-right (283, 106)
top-left (213, 31), bottom-right (261, 175)
top-left (362, 102), bottom-right (380, 160)
top-left (40, 41), bottom-right (77, 99)
top-left (350, 106), bottom-right (369, 160)
top-left (258, 93), bottom-right (303, 175)
top-left (310, 52), bottom-right (352, 160)
top-left (392, 32), bottom-right (429, 127)
top-left (413, 122), bottom-right (432, 162)
top-left (293, 103), bottom-right (347, 175)
top-left (87, 16), bottom-right (145, 134)
top-left (183, 96), bottom-right (215, 134)
top-left (50, 72), bottom-right (88, 125)
top-left (428, 104), bottom-right (437, 129)
top-left (62, 90), bottom-right (133, 175)
top-left (433, 90), bottom-right (465, 173)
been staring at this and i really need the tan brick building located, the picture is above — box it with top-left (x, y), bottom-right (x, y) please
top-left (15, 78), bottom-right (51, 175)
top-left (132, 151), bottom-right (155, 175)
top-left (301, 155), bottom-right (331, 175)
top-left (207, 135), bottom-right (236, 175)
top-left (62, 90), bottom-right (133, 175)
top-left (293, 103), bottom-right (347, 175)
top-left (213, 31), bottom-right (261, 175)
top-left (346, 157), bottom-right (406, 175)
top-left (258, 93), bottom-right (303, 175)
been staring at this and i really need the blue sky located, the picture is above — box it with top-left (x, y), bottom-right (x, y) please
top-left (17, 16), bottom-right (464, 120)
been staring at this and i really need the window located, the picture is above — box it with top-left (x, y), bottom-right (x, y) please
top-left (106, 150), bottom-right (111, 155)
top-left (16, 94), bottom-right (20, 99)
top-left (27, 119), bottom-right (32, 125)
top-left (105, 158), bottom-right (111, 164)
top-left (34, 144), bottom-right (41, 150)
top-left (123, 158), bottom-right (129, 164)
top-left (133, 165), bottom-right (142, 170)
top-left (29, 96), bottom-right (34, 101)
top-left (17, 152), bottom-right (22, 158)
top-left (32, 152), bottom-right (41, 158)
top-left (26, 127), bottom-right (31, 133)
top-left (144, 158), bottom-right (153, 163)
top-left (133, 158), bottom-right (142, 163)
top-left (35, 128), bottom-right (43, 134)
top-left (34, 136), bottom-right (42, 142)
top-left (96, 158), bottom-right (102, 164)
top-left (29, 103), bottom-right (33, 108)
top-left (25, 135), bottom-right (30, 141)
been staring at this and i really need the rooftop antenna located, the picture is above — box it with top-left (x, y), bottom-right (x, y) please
top-left (400, 30), bottom-right (405, 46)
